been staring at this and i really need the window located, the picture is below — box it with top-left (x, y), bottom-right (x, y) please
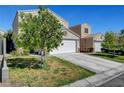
top-left (84, 28), bottom-right (88, 33)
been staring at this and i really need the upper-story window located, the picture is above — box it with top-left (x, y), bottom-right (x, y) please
top-left (84, 28), bottom-right (88, 33)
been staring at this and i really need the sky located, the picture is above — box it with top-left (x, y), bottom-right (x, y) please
top-left (0, 5), bottom-right (124, 34)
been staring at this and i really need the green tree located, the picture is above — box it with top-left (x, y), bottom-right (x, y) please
top-left (102, 31), bottom-right (117, 55)
top-left (13, 7), bottom-right (64, 66)
top-left (118, 29), bottom-right (124, 51)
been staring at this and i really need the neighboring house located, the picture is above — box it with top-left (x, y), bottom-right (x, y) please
top-left (70, 24), bottom-right (103, 52)
top-left (12, 9), bottom-right (80, 54)
top-left (93, 34), bottom-right (104, 52)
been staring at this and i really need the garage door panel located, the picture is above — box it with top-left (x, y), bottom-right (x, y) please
top-left (94, 42), bottom-right (102, 52)
top-left (50, 40), bottom-right (76, 54)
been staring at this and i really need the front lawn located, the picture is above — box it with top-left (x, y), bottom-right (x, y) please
top-left (7, 55), bottom-right (95, 87)
top-left (91, 52), bottom-right (124, 63)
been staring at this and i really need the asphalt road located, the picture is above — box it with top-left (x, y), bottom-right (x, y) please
top-left (100, 73), bottom-right (124, 87)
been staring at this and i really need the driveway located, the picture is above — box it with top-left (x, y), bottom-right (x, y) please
top-left (53, 53), bottom-right (124, 86)
top-left (54, 53), bottom-right (123, 73)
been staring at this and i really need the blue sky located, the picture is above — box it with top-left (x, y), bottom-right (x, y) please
top-left (0, 5), bottom-right (124, 34)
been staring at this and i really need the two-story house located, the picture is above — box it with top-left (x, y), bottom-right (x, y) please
top-left (12, 9), bottom-right (80, 54)
top-left (70, 24), bottom-right (103, 52)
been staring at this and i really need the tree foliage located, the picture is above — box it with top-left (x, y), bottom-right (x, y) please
top-left (13, 7), bottom-right (64, 66)
top-left (102, 29), bottom-right (124, 54)
top-left (118, 29), bottom-right (124, 50)
top-left (102, 31), bottom-right (117, 50)
top-left (15, 7), bottom-right (64, 52)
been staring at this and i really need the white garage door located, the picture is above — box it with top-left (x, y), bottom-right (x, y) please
top-left (50, 40), bottom-right (76, 54)
top-left (94, 41), bottom-right (102, 52)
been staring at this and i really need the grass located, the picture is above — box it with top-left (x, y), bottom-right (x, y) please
top-left (7, 55), bottom-right (95, 87)
top-left (90, 52), bottom-right (124, 63)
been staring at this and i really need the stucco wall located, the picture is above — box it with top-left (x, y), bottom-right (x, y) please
top-left (13, 9), bottom-right (69, 34)
top-left (12, 12), bottom-right (19, 34)
top-left (62, 28), bottom-right (79, 40)
top-left (70, 24), bottom-right (81, 36)
top-left (81, 24), bottom-right (91, 38)
top-left (62, 28), bottom-right (80, 52)
top-left (80, 37), bottom-right (93, 52)
top-left (70, 24), bottom-right (91, 38)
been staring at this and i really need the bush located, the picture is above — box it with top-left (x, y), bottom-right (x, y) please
top-left (101, 48), bottom-right (109, 53)
top-left (10, 51), bottom-right (20, 56)
top-left (10, 48), bottom-right (29, 56)
top-left (23, 50), bottom-right (29, 55)
top-left (101, 48), bottom-right (124, 56)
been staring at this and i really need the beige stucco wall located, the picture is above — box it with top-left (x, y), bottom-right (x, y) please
top-left (70, 24), bottom-right (82, 36)
top-left (80, 37), bottom-right (93, 52)
top-left (81, 24), bottom-right (91, 38)
top-left (12, 12), bottom-right (19, 34)
top-left (70, 23), bottom-right (91, 38)
top-left (62, 29), bottom-right (79, 40)
top-left (62, 28), bottom-right (80, 52)
top-left (13, 9), bottom-right (69, 34)
top-left (93, 34), bottom-right (104, 41)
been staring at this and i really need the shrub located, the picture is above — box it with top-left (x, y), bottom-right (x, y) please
top-left (23, 49), bottom-right (29, 55)
top-left (10, 48), bottom-right (29, 56)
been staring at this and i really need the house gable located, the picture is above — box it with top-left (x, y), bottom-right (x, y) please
top-left (62, 28), bottom-right (80, 40)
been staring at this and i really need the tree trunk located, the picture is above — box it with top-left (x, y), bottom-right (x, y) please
top-left (41, 51), bottom-right (46, 67)
top-left (113, 50), bottom-right (116, 57)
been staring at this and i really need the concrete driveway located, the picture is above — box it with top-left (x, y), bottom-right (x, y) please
top-left (54, 53), bottom-right (124, 86)
top-left (54, 53), bottom-right (123, 73)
